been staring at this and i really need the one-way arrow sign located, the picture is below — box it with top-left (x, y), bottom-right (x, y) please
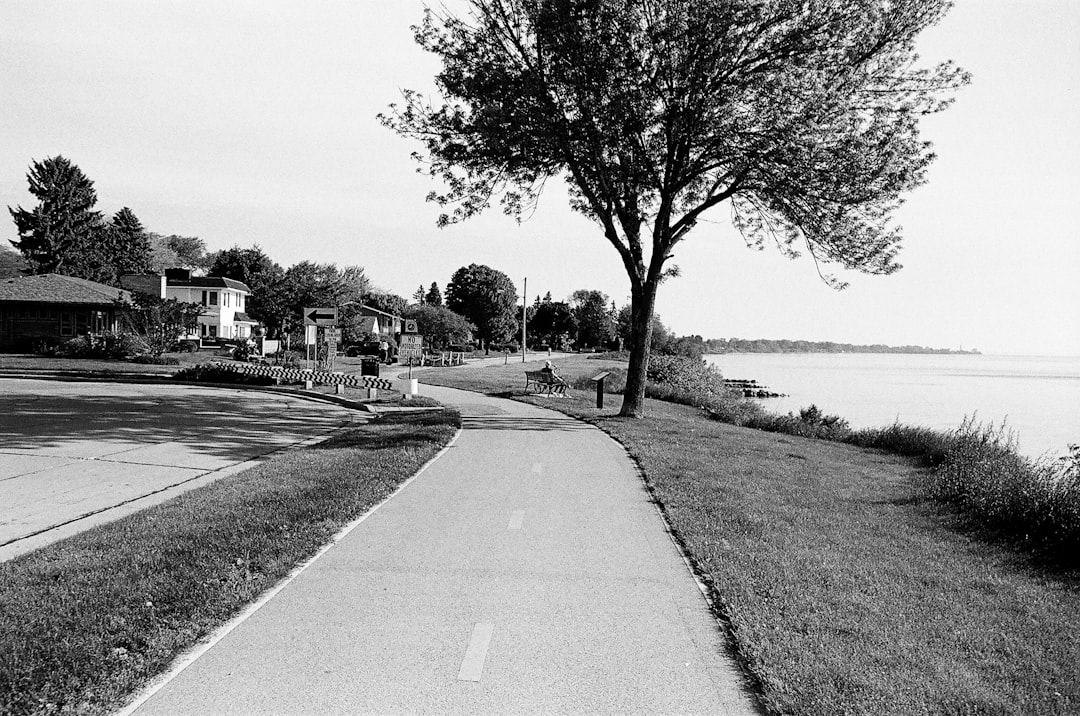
top-left (304, 307), bottom-right (338, 326)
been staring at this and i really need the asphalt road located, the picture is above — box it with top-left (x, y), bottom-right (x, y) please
top-left (126, 384), bottom-right (759, 715)
top-left (0, 378), bottom-right (359, 561)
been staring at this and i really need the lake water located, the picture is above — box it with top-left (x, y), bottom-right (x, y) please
top-left (703, 353), bottom-right (1080, 459)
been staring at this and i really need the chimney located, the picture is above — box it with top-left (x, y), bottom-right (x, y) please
top-left (119, 274), bottom-right (166, 298)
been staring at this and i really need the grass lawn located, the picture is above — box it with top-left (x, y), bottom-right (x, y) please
top-left (416, 356), bottom-right (1080, 715)
top-left (0, 409), bottom-right (460, 715)
top-left (0, 350), bottom-right (215, 375)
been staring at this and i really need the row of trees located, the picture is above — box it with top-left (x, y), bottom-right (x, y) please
top-left (6, 156), bottom-right (210, 286)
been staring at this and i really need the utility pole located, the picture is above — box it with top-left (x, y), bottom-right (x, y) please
top-left (521, 276), bottom-right (527, 363)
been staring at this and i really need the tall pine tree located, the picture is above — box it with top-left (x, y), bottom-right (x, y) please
top-left (425, 281), bottom-right (443, 306)
top-left (106, 207), bottom-right (153, 279)
top-left (9, 156), bottom-right (103, 276)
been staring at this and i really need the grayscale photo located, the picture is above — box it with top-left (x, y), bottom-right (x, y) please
top-left (1, 1), bottom-right (1077, 714)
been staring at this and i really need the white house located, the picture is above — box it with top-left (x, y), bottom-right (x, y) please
top-left (121, 269), bottom-right (257, 342)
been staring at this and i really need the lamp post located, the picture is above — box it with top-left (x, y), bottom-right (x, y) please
top-left (521, 276), bottom-right (527, 363)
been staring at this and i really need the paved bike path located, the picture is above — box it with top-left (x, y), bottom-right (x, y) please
top-left (129, 385), bottom-right (758, 714)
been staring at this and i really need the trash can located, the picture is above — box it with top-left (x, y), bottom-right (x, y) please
top-left (360, 357), bottom-right (380, 377)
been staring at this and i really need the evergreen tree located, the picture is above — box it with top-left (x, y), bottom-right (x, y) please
top-left (425, 281), bottom-right (443, 306)
top-left (9, 156), bottom-right (103, 276)
top-left (412, 284), bottom-right (427, 304)
top-left (106, 207), bottom-right (153, 278)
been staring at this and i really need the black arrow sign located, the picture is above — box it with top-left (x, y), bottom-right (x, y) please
top-left (306, 310), bottom-right (336, 322)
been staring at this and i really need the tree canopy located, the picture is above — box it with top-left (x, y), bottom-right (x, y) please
top-left (366, 291), bottom-right (409, 317)
top-left (9, 156), bottom-right (104, 277)
top-left (383, 0), bottom-right (967, 416)
top-left (570, 289), bottom-right (616, 348)
top-left (403, 303), bottom-right (475, 349)
top-left (445, 263), bottom-right (518, 349)
top-left (208, 245), bottom-right (287, 334)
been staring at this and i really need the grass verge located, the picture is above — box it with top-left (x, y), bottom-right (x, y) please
top-left (417, 356), bottom-right (1080, 715)
top-left (0, 409), bottom-right (460, 715)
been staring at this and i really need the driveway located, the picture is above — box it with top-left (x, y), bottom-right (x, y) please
top-left (0, 378), bottom-right (359, 561)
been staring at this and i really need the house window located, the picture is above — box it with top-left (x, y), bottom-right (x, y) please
top-left (208, 325), bottom-right (217, 338)
top-left (209, 291), bottom-right (218, 306)
top-left (60, 313), bottom-right (75, 337)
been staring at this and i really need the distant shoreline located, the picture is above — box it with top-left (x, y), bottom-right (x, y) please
top-left (704, 339), bottom-right (980, 356)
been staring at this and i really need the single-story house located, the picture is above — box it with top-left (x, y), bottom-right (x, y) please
top-left (356, 304), bottom-right (403, 337)
top-left (0, 273), bottom-right (131, 350)
top-left (121, 269), bottom-right (256, 342)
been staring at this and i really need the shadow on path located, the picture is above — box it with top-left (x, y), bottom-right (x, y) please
top-left (461, 415), bottom-right (591, 432)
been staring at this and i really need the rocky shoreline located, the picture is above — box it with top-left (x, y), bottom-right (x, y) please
top-left (723, 378), bottom-right (785, 398)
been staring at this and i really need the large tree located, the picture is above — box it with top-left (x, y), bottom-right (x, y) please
top-left (9, 156), bottom-right (104, 276)
top-left (101, 207), bottom-right (153, 279)
top-left (531, 295), bottom-right (577, 349)
top-left (164, 235), bottom-right (208, 270)
top-left (279, 261), bottom-right (370, 341)
top-left (383, 0), bottom-right (967, 416)
top-left (208, 245), bottom-right (287, 335)
top-left (425, 281), bottom-right (444, 306)
top-left (445, 263), bottom-right (519, 350)
top-left (571, 289), bottom-right (616, 348)
top-left (366, 290), bottom-right (409, 317)
top-left (403, 303), bottom-right (476, 349)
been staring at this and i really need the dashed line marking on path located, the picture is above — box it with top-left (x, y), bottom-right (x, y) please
top-left (457, 622), bottom-right (495, 682)
top-left (507, 510), bottom-right (525, 530)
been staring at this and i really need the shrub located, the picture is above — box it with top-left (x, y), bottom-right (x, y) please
top-left (175, 339), bottom-right (200, 353)
top-left (270, 350), bottom-right (303, 369)
top-left (646, 354), bottom-right (731, 399)
top-left (173, 363), bottom-right (276, 386)
top-left (130, 354), bottom-right (180, 365)
top-left (569, 367), bottom-right (628, 394)
top-left (587, 350), bottom-right (629, 362)
top-left (916, 421), bottom-right (1079, 558)
top-left (231, 342), bottom-right (257, 362)
top-left (40, 332), bottom-right (146, 359)
top-left (847, 422), bottom-right (956, 467)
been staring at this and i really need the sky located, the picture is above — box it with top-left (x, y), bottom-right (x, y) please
top-left (1, 1), bottom-right (1077, 356)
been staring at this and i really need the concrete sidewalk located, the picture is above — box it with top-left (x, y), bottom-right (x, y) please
top-left (128, 385), bottom-right (758, 715)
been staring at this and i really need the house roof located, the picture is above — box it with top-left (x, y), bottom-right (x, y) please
top-left (167, 276), bottom-right (250, 292)
top-left (0, 273), bottom-right (132, 305)
top-left (233, 312), bottom-right (256, 323)
top-left (359, 304), bottom-right (402, 321)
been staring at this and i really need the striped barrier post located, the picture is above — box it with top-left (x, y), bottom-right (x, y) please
top-left (210, 361), bottom-right (397, 391)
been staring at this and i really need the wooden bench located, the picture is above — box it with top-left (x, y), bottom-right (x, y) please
top-left (525, 370), bottom-right (568, 396)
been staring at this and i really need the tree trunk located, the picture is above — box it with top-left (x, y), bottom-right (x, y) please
top-left (619, 280), bottom-right (657, 417)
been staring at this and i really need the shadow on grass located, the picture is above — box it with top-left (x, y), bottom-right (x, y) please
top-left (312, 410), bottom-right (462, 451)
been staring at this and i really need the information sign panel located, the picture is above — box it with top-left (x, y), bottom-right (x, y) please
top-left (399, 333), bottom-right (424, 363)
top-left (304, 307), bottom-right (338, 326)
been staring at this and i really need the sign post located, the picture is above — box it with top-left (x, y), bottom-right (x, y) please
top-left (304, 307), bottom-right (339, 370)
